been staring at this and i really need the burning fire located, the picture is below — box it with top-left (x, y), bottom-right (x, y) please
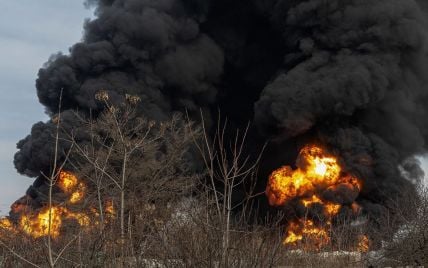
top-left (284, 219), bottom-right (330, 249)
top-left (58, 170), bottom-right (86, 204)
top-left (357, 235), bottom-right (370, 253)
top-left (19, 206), bottom-right (90, 238)
top-left (105, 200), bottom-right (115, 216)
top-left (0, 171), bottom-right (114, 239)
top-left (266, 144), bottom-right (366, 251)
top-left (0, 218), bottom-right (14, 232)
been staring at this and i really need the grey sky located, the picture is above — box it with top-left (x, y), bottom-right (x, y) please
top-left (0, 1), bottom-right (93, 215)
top-left (0, 1), bottom-right (427, 216)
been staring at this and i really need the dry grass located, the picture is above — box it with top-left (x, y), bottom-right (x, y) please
top-left (1, 99), bottom-right (427, 267)
top-left (0, 198), bottom-right (371, 268)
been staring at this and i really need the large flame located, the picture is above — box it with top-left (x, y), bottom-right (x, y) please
top-left (266, 145), bottom-right (360, 206)
top-left (18, 206), bottom-right (91, 239)
top-left (266, 144), bottom-right (366, 251)
top-left (0, 171), bottom-right (115, 239)
top-left (20, 207), bottom-right (63, 239)
top-left (284, 219), bottom-right (330, 250)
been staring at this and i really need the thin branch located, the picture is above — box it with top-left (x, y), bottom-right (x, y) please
top-left (0, 240), bottom-right (42, 268)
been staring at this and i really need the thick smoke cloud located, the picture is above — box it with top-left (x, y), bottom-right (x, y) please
top-left (36, 0), bottom-right (223, 118)
top-left (14, 111), bottom-right (85, 177)
top-left (13, 0), bottom-right (428, 223)
top-left (254, 0), bottom-right (428, 211)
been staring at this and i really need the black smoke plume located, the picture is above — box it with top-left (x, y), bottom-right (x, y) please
top-left (13, 0), bottom-right (428, 231)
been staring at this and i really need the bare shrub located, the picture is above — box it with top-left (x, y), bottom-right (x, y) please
top-left (0, 96), bottom-right (394, 267)
top-left (374, 186), bottom-right (428, 266)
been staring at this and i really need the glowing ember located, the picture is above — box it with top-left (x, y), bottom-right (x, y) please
top-left (357, 235), bottom-right (370, 252)
top-left (325, 203), bottom-right (341, 216)
top-left (58, 171), bottom-right (86, 204)
top-left (0, 218), bottom-right (14, 232)
top-left (58, 171), bottom-right (78, 190)
top-left (284, 219), bottom-right (330, 250)
top-left (301, 195), bottom-right (323, 207)
top-left (69, 182), bottom-right (86, 204)
top-left (66, 211), bottom-right (91, 227)
top-left (266, 144), bottom-right (363, 250)
top-left (301, 195), bottom-right (341, 217)
top-left (105, 200), bottom-right (115, 216)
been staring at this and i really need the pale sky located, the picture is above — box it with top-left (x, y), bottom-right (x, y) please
top-left (0, 1), bottom-right (427, 216)
top-left (0, 1), bottom-right (93, 215)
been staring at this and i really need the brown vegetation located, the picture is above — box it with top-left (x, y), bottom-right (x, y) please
top-left (0, 95), bottom-right (427, 267)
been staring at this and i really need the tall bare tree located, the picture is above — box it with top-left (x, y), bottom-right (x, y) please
top-left (67, 91), bottom-right (201, 264)
top-left (189, 112), bottom-right (266, 267)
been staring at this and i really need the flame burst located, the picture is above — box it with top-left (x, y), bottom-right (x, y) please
top-left (284, 219), bottom-right (330, 249)
top-left (58, 170), bottom-right (86, 204)
top-left (0, 171), bottom-right (115, 239)
top-left (266, 144), bottom-right (364, 251)
top-left (0, 218), bottom-right (14, 232)
top-left (357, 235), bottom-right (370, 253)
top-left (105, 200), bottom-right (115, 216)
top-left (19, 206), bottom-right (91, 239)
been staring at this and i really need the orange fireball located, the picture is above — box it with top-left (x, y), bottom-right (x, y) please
top-left (266, 145), bottom-right (352, 206)
top-left (58, 171), bottom-right (86, 204)
top-left (0, 171), bottom-right (118, 239)
top-left (18, 205), bottom-right (92, 239)
top-left (20, 206), bottom-right (64, 238)
top-left (266, 144), bottom-right (363, 250)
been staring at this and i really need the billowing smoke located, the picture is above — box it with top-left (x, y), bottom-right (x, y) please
top-left (13, 0), bottom-right (428, 230)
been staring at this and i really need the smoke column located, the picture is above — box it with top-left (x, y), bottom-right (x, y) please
top-left (13, 0), bottom-right (428, 225)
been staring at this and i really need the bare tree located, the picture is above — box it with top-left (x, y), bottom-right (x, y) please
top-left (189, 111), bottom-right (266, 267)
top-left (0, 90), bottom-right (79, 268)
top-left (66, 91), bottom-right (201, 264)
top-left (374, 186), bottom-right (428, 266)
